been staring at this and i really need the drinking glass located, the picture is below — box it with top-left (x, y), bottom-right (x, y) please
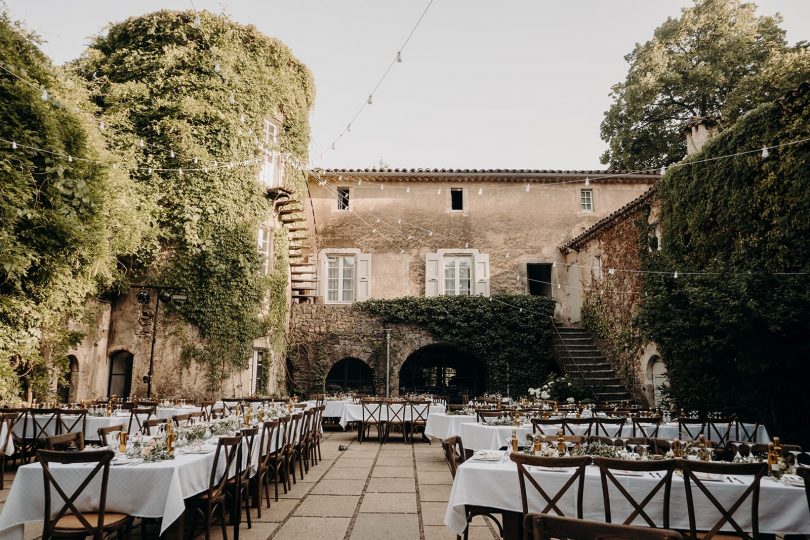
top-left (731, 442), bottom-right (742, 462)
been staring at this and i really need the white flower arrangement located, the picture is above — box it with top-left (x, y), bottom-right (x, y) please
top-left (566, 397), bottom-right (576, 404)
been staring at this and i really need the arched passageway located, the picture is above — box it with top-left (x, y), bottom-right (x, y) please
top-left (398, 344), bottom-right (485, 402)
top-left (647, 355), bottom-right (667, 407)
top-left (108, 350), bottom-right (133, 398)
top-left (325, 357), bottom-right (374, 394)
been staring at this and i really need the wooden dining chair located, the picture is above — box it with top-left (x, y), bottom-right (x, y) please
top-left (3, 408), bottom-right (32, 465)
top-left (127, 406), bottom-right (154, 434)
top-left (310, 405), bottom-right (325, 465)
top-left (592, 417), bottom-right (627, 438)
top-left (270, 416), bottom-right (290, 499)
top-left (292, 410), bottom-right (312, 479)
top-left (97, 425), bottom-right (124, 447)
top-left (632, 416), bottom-right (662, 438)
top-left (222, 399), bottom-right (244, 416)
top-left (704, 418), bottom-right (733, 446)
top-left (531, 418), bottom-right (565, 436)
top-left (141, 418), bottom-right (168, 436)
top-left (524, 514), bottom-right (685, 540)
top-left (677, 417), bottom-right (706, 441)
top-left (284, 413), bottom-right (303, 487)
top-left (209, 406), bottom-right (226, 420)
top-left (409, 400), bottom-right (431, 444)
top-left (172, 413), bottom-right (192, 428)
top-left (56, 408), bottom-right (87, 439)
top-left (562, 418), bottom-right (594, 437)
top-left (29, 408), bottom-right (60, 447)
top-left (46, 431), bottom-right (85, 451)
top-left (359, 400), bottom-right (384, 443)
top-left (185, 436), bottom-right (241, 540)
top-left (188, 410), bottom-right (205, 424)
top-left (200, 400), bottom-right (216, 421)
top-left (734, 419), bottom-right (761, 443)
top-left (226, 427), bottom-right (256, 538)
top-left (797, 467), bottom-right (810, 515)
top-left (593, 457), bottom-right (678, 528)
top-left (38, 449), bottom-right (132, 539)
top-left (254, 420), bottom-right (281, 514)
top-left (1, 412), bottom-right (19, 487)
top-left (385, 401), bottom-right (408, 443)
top-left (510, 454), bottom-right (592, 519)
top-left (476, 409), bottom-right (508, 423)
top-left (680, 459), bottom-right (767, 539)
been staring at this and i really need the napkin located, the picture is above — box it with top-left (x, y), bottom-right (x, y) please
top-left (471, 450), bottom-right (505, 462)
top-left (782, 474), bottom-right (805, 487)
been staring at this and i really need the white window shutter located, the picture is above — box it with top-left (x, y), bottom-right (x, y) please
top-left (473, 252), bottom-right (490, 297)
top-left (425, 253), bottom-right (441, 297)
top-left (356, 253), bottom-right (371, 301)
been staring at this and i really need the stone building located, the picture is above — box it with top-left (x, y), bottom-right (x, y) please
top-left (287, 169), bottom-right (659, 397)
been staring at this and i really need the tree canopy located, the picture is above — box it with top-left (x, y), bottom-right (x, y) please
top-left (600, 0), bottom-right (809, 170)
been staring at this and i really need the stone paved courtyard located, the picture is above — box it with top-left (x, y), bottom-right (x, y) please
top-left (2, 430), bottom-right (498, 540)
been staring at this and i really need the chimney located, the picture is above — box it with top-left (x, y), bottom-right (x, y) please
top-left (682, 116), bottom-right (720, 155)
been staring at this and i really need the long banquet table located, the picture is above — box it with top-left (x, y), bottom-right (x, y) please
top-left (424, 413), bottom-right (477, 440)
top-left (341, 402), bottom-right (446, 430)
top-left (445, 456), bottom-right (810, 537)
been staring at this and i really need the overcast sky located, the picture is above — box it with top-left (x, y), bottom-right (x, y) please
top-left (5, 1), bottom-right (809, 169)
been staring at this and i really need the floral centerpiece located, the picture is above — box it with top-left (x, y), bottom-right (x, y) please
top-left (127, 435), bottom-right (174, 462)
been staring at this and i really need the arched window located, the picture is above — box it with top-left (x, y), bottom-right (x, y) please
top-left (325, 358), bottom-right (374, 393)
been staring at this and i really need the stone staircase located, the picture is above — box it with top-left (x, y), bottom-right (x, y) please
top-left (270, 188), bottom-right (317, 303)
top-left (553, 325), bottom-right (631, 402)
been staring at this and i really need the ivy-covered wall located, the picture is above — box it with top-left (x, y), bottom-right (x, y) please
top-left (637, 84), bottom-right (810, 445)
top-left (74, 10), bottom-right (314, 392)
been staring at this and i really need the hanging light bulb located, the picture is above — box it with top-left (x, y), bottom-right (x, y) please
top-left (98, 121), bottom-right (105, 131)
top-left (380, 184), bottom-right (384, 190)
top-left (170, 149), bottom-right (175, 158)
top-left (397, 219), bottom-right (401, 224)
top-left (67, 155), bottom-right (73, 162)
top-left (584, 177), bottom-right (590, 186)
top-left (240, 114), bottom-right (245, 123)
top-left (407, 235), bottom-right (412, 240)
top-left (203, 167), bottom-right (209, 173)
top-left (193, 157), bottom-right (198, 164)
top-left (376, 218), bottom-right (381, 223)
top-left (139, 139), bottom-right (145, 148)
top-left (525, 184), bottom-right (530, 192)
top-left (400, 249), bottom-right (405, 254)
top-left (428, 231), bottom-right (433, 237)
top-left (331, 143), bottom-right (335, 150)
top-left (357, 180), bottom-right (362, 186)
top-left (148, 167), bottom-right (153, 174)
top-left (229, 94), bottom-right (235, 105)
top-left (761, 146), bottom-right (769, 159)
top-left (506, 252), bottom-right (510, 258)
top-left (40, 88), bottom-right (48, 101)
top-left (396, 51), bottom-right (403, 63)
top-left (478, 187), bottom-right (483, 195)
top-left (608, 268), bottom-right (615, 275)
top-left (214, 63), bottom-right (221, 73)
top-left (437, 188), bottom-right (441, 195)
top-left (673, 271), bottom-right (679, 279)
top-left (194, 13), bottom-right (201, 28)
top-left (557, 283), bottom-right (561, 289)
top-left (11, 141), bottom-right (17, 149)
top-left (367, 94), bottom-right (373, 105)
top-left (347, 123), bottom-right (352, 133)
top-left (406, 186), bottom-right (410, 193)
top-left (178, 168), bottom-right (183, 176)
top-left (659, 165), bottom-right (666, 175)
top-left (465, 243), bottom-right (469, 248)
top-left (372, 229), bottom-right (376, 233)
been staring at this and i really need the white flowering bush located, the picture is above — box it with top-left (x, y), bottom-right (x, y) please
top-left (531, 374), bottom-right (591, 402)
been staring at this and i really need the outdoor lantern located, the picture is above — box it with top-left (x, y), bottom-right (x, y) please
top-left (136, 289), bottom-right (151, 304)
top-left (158, 290), bottom-right (173, 304)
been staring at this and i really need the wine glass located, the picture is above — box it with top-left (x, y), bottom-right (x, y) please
top-left (731, 442), bottom-right (743, 463)
top-left (788, 450), bottom-right (802, 472)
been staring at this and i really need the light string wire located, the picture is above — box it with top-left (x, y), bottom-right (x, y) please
top-left (314, 0), bottom-right (436, 165)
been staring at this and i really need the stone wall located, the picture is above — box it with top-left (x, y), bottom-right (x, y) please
top-left (288, 304), bottom-right (438, 396)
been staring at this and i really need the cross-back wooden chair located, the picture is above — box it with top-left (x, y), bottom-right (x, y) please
top-left (185, 436), bottom-right (241, 540)
top-left (1, 411), bottom-right (22, 486)
top-left (704, 418), bottom-right (733, 446)
top-left (200, 400), bottom-right (216, 421)
top-left (29, 408), bottom-right (60, 446)
top-left (531, 418), bottom-right (565, 436)
top-left (510, 454), bottom-right (592, 520)
top-left (46, 431), bottom-right (85, 452)
top-left (188, 410), bottom-right (205, 424)
top-left (127, 406), bottom-right (154, 434)
top-left (142, 418), bottom-right (168, 436)
top-left (97, 424), bottom-right (124, 447)
top-left (734, 420), bottom-right (761, 443)
top-left (284, 413), bottom-right (303, 487)
top-left (678, 418), bottom-right (706, 441)
top-left (476, 409), bottom-right (508, 423)
top-left (632, 416), bottom-right (662, 438)
top-left (56, 408), bottom-right (87, 439)
top-left (222, 398), bottom-right (244, 416)
top-left (409, 400), bottom-right (431, 444)
top-left (209, 406), bottom-right (226, 420)
top-left (172, 413), bottom-right (192, 428)
top-left (292, 409), bottom-right (312, 479)
top-left (592, 417), bottom-right (627, 438)
top-left (593, 457), bottom-right (678, 528)
top-left (3, 408), bottom-right (31, 465)
top-left (441, 436), bottom-right (466, 478)
top-left (310, 405), bottom-right (325, 464)
top-left (385, 401), bottom-right (408, 443)
top-left (359, 400), bottom-right (384, 443)
top-left (271, 416), bottom-right (290, 498)
top-left (524, 514), bottom-right (685, 540)
top-left (255, 420), bottom-right (281, 514)
top-left (226, 427), bottom-right (256, 537)
top-left (562, 418), bottom-right (594, 437)
top-left (38, 449), bottom-right (132, 539)
top-left (680, 459), bottom-right (767, 539)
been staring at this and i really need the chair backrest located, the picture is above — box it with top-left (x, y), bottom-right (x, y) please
top-left (387, 401), bottom-right (407, 424)
top-left (128, 407), bottom-right (155, 433)
top-left (172, 413), bottom-right (192, 427)
top-left (1, 411), bottom-right (23, 453)
top-left (286, 413), bottom-right (302, 449)
top-left (97, 424), bottom-right (124, 446)
top-left (209, 406), bottom-right (226, 420)
top-left (410, 400), bottom-right (431, 424)
top-left (734, 420), bottom-right (761, 443)
top-left (222, 399), bottom-right (244, 416)
top-left (476, 409), bottom-right (508, 423)
top-left (705, 419), bottom-right (733, 445)
top-left (510, 454), bottom-right (592, 518)
top-left (525, 514), bottom-right (685, 540)
top-left (593, 417), bottom-right (627, 438)
top-left (142, 418), bottom-right (168, 435)
top-left (361, 400), bottom-right (383, 423)
top-left (441, 436), bottom-right (466, 478)
top-left (29, 408), bottom-right (59, 440)
top-left (207, 436), bottom-right (241, 502)
top-left (678, 418), bottom-right (706, 441)
top-left (57, 409), bottom-right (87, 436)
top-left (593, 457), bottom-right (678, 528)
top-left (200, 400), bottom-right (215, 420)
top-left (311, 405), bottom-right (325, 436)
top-left (632, 416), bottom-right (662, 438)
top-left (562, 418), bottom-right (594, 437)
top-left (39, 449), bottom-right (115, 538)
top-left (531, 418), bottom-right (566, 436)
top-left (679, 459), bottom-right (767, 539)
top-left (239, 427), bottom-right (258, 482)
top-left (45, 431), bottom-right (85, 451)
top-left (188, 411), bottom-right (205, 424)
top-left (260, 420), bottom-right (281, 467)
top-left (297, 409), bottom-right (312, 444)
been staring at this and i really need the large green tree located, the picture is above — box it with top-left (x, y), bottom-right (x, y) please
top-left (75, 10), bottom-right (315, 391)
top-left (600, 0), bottom-right (809, 170)
top-left (0, 12), bottom-right (149, 402)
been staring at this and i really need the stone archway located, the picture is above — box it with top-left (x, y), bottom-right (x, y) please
top-left (325, 357), bottom-right (374, 394)
top-left (398, 343), bottom-right (486, 403)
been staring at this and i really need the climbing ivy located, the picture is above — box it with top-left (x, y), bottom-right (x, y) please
top-left (358, 295), bottom-right (557, 396)
top-left (74, 10), bottom-right (314, 390)
top-left (0, 12), bottom-right (149, 402)
top-left (637, 86), bottom-right (810, 444)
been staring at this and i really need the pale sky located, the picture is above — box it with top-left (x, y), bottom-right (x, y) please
top-left (5, 1), bottom-right (809, 169)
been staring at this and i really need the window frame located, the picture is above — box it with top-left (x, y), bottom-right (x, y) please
top-left (442, 254), bottom-right (473, 296)
top-left (450, 188), bottom-right (464, 212)
top-left (257, 227), bottom-right (272, 275)
top-left (580, 188), bottom-right (594, 212)
top-left (326, 254), bottom-right (356, 303)
top-left (592, 255), bottom-right (603, 280)
top-left (336, 187), bottom-right (350, 211)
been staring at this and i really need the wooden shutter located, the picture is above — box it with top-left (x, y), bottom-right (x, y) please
top-left (356, 253), bottom-right (371, 301)
top-left (473, 252), bottom-right (490, 297)
top-left (425, 253), bottom-right (441, 297)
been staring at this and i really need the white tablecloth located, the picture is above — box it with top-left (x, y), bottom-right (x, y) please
top-left (425, 413), bottom-right (477, 440)
top-left (155, 406), bottom-right (199, 420)
top-left (341, 403), bottom-right (446, 430)
top-left (1, 424), bottom-right (12, 457)
top-left (445, 458), bottom-right (810, 535)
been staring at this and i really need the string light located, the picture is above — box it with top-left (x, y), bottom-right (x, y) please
top-left (194, 13), bottom-right (202, 28)
top-left (584, 177), bottom-right (590, 186)
top-left (437, 188), bottom-right (441, 195)
top-left (139, 139), bottom-right (145, 148)
top-left (478, 187), bottom-right (483, 195)
top-left (367, 95), bottom-right (373, 105)
top-left (11, 141), bottom-right (17, 149)
top-left (40, 89), bottom-right (48, 101)
top-left (608, 268), bottom-right (615, 275)
top-left (525, 184), bottom-right (530, 192)
top-left (380, 184), bottom-right (384, 190)
top-left (761, 146), bottom-right (769, 158)
top-left (169, 149), bottom-right (175, 158)
top-left (67, 154), bottom-right (73, 162)
top-left (660, 165), bottom-right (666, 175)
top-left (99, 121), bottom-right (105, 131)
top-left (214, 63), bottom-right (221, 73)
top-left (396, 51), bottom-right (403, 63)
top-left (673, 271), bottom-right (679, 279)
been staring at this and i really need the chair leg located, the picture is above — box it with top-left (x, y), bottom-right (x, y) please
top-left (219, 503), bottom-right (228, 540)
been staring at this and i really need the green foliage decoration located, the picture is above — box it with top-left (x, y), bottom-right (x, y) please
top-left (357, 295), bottom-right (557, 397)
top-left (74, 10), bottom-right (314, 391)
top-left (636, 85), bottom-right (810, 443)
top-left (600, 0), bottom-right (808, 169)
top-left (0, 12), bottom-right (149, 402)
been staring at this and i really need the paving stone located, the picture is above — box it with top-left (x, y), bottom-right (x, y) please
top-left (423, 524), bottom-right (495, 540)
top-left (359, 492), bottom-right (417, 513)
top-left (365, 477), bottom-right (415, 493)
top-left (417, 461), bottom-right (450, 471)
top-left (420, 501), bottom-right (453, 526)
top-left (375, 455), bottom-right (413, 467)
top-left (417, 469), bottom-right (454, 485)
top-left (323, 467), bottom-right (372, 480)
top-left (272, 516), bottom-right (351, 540)
top-left (371, 466), bottom-right (414, 478)
top-left (311, 478), bottom-right (367, 495)
top-left (350, 513), bottom-right (420, 540)
top-left (333, 457), bottom-right (376, 468)
top-left (254, 497), bottom-right (297, 522)
top-left (419, 482), bottom-right (452, 502)
top-left (294, 494), bottom-right (360, 517)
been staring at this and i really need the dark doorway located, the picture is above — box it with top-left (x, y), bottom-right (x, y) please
top-left (399, 344), bottom-right (486, 403)
top-left (527, 263), bottom-right (552, 297)
top-left (108, 350), bottom-right (133, 398)
top-left (325, 357), bottom-right (374, 394)
top-left (57, 356), bottom-right (79, 404)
